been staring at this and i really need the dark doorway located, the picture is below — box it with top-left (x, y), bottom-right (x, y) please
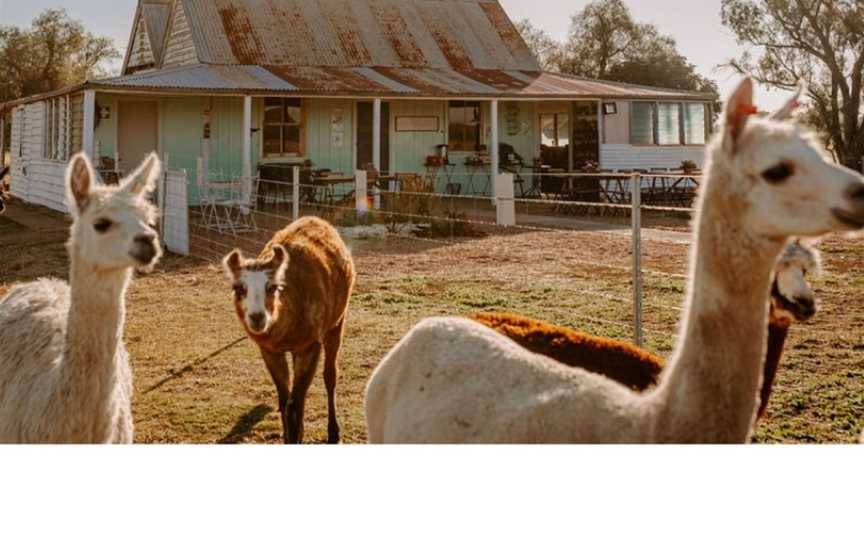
top-left (572, 102), bottom-right (600, 170)
top-left (357, 102), bottom-right (390, 174)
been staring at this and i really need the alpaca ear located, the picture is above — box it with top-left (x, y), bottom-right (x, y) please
top-left (770, 84), bottom-right (804, 121)
top-left (66, 153), bottom-right (94, 214)
top-left (269, 245), bottom-right (289, 275)
top-left (724, 78), bottom-right (756, 151)
top-left (122, 152), bottom-right (161, 197)
top-left (223, 249), bottom-right (244, 280)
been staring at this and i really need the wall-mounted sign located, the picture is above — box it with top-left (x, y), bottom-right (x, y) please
top-left (395, 116), bottom-right (440, 132)
top-left (603, 103), bottom-right (619, 115)
top-left (331, 108), bottom-right (345, 148)
top-left (505, 103), bottom-right (521, 136)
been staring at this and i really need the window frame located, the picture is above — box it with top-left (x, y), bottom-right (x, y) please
top-left (629, 101), bottom-right (709, 147)
top-left (42, 97), bottom-right (70, 162)
top-left (447, 100), bottom-right (482, 152)
top-left (262, 97), bottom-right (304, 158)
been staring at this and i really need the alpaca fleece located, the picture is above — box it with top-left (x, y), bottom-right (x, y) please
top-left (0, 152), bottom-right (161, 444)
top-left (365, 79), bottom-right (864, 444)
top-left (0, 279), bottom-right (132, 442)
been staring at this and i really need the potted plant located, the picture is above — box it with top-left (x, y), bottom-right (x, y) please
top-left (680, 160), bottom-right (698, 174)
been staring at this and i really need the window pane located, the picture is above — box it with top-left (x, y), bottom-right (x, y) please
top-left (541, 114), bottom-right (557, 147)
top-left (285, 99), bottom-right (301, 125)
top-left (449, 101), bottom-right (480, 151)
top-left (631, 103), bottom-right (654, 145)
top-left (264, 98), bottom-right (283, 124)
top-left (263, 126), bottom-right (282, 155)
top-left (683, 103), bottom-right (706, 145)
top-left (657, 103), bottom-right (681, 145)
top-left (283, 126), bottom-right (301, 154)
top-left (556, 114), bottom-right (570, 147)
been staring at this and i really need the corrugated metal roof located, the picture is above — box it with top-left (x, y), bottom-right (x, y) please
top-left (90, 64), bottom-right (713, 100)
top-left (176, 0), bottom-right (541, 71)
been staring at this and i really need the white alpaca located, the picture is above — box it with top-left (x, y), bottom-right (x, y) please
top-left (364, 79), bottom-right (864, 444)
top-left (0, 153), bottom-right (162, 443)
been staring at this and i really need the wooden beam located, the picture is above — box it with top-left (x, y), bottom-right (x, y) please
top-left (83, 90), bottom-right (96, 159)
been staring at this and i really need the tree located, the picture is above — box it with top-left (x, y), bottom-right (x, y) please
top-left (722, 0), bottom-right (864, 170)
top-left (514, 19), bottom-right (562, 71)
top-left (516, 0), bottom-right (718, 99)
top-left (0, 9), bottom-right (119, 104)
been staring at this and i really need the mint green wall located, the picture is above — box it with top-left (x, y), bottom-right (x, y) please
top-left (160, 96), bottom-right (203, 202)
top-left (94, 93), bottom-right (116, 160)
top-left (306, 99), bottom-right (354, 175)
top-left (391, 100), bottom-right (446, 174)
top-left (498, 101), bottom-right (537, 165)
top-left (206, 97), bottom-right (261, 181)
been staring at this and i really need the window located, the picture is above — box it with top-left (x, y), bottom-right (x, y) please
top-left (42, 97), bottom-right (68, 161)
top-left (657, 103), bottom-right (681, 145)
top-left (263, 98), bottom-right (302, 157)
top-left (448, 101), bottom-right (481, 152)
top-left (630, 102), bottom-right (708, 146)
top-left (630, 103), bottom-right (655, 145)
top-left (683, 103), bottom-right (707, 145)
top-left (540, 113), bottom-right (570, 148)
top-left (18, 108), bottom-right (25, 158)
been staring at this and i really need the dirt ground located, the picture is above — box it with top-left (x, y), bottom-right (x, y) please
top-left (1, 200), bottom-right (863, 443)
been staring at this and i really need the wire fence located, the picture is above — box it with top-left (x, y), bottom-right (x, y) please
top-left (184, 167), bottom-right (846, 355)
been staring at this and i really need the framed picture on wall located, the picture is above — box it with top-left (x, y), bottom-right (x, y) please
top-left (395, 116), bottom-right (440, 132)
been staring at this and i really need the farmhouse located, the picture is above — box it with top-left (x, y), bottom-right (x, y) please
top-left (0, 0), bottom-right (712, 214)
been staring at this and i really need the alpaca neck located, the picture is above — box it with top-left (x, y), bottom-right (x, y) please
top-left (60, 249), bottom-right (131, 437)
top-left (650, 166), bottom-right (784, 443)
top-left (758, 323), bottom-right (789, 419)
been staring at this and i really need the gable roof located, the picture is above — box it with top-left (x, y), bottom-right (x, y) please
top-left (122, 1), bottom-right (174, 74)
top-left (169, 0), bottom-right (540, 71)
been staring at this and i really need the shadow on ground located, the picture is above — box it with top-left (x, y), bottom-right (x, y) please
top-left (219, 404), bottom-right (274, 444)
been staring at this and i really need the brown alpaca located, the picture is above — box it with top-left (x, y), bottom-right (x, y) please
top-left (223, 217), bottom-right (355, 444)
top-left (471, 242), bottom-right (820, 419)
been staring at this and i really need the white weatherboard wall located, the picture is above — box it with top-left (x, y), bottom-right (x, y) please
top-left (160, 169), bottom-right (190, 256)
top-left (9, 102), bottom-right (70, 212)
top-left (600, 144), bottom-right (705, 171)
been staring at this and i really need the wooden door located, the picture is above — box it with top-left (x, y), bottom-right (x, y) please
top-left (118, 101), bottom-right (159, 174)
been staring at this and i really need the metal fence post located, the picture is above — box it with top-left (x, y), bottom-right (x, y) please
top-left (631, 173), bottom-right (643, 347)
top-left (292, 166), bottom-right (300, 222)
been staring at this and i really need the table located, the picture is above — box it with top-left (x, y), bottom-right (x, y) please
top-left (311, 173), bottom-right (356, 206)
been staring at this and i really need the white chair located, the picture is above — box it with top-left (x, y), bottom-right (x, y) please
top-left (196, 169), bottom-right (237, 232)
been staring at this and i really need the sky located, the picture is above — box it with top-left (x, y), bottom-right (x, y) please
top-left (0, 0), bottom-right (791, 110)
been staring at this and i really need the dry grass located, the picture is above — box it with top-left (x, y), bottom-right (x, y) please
top-left (1, 203), bottom-right (863, 444)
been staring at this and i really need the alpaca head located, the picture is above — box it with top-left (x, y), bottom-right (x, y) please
top-left (223, 245), bottom-right (289, 336)
top-left (710, 78), bottom-right (864, 239)
top-left (66, 152), bottom-right (163, 272)
top-left (770, 240), bottom-right (821, 327)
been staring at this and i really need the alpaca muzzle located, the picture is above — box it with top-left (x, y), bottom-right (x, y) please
top-left (130, 234), bottom-right (159, 266)
top-left (834, 182), bottom-right (864, 229)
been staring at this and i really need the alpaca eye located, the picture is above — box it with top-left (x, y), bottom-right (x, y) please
top-left (762, 162), bottom-right (795, 184)
top-left (266, 284), bottom-right (280, 295)
top-left (93, 219), bottom-right (114, 233)
top-left (233, 284), bottom-right (247, 297)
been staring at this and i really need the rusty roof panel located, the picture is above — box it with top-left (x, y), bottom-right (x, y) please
top-left (174, 0), bottom-right (541, 71)
top-left (478, 1), bottom-right (537, 69)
